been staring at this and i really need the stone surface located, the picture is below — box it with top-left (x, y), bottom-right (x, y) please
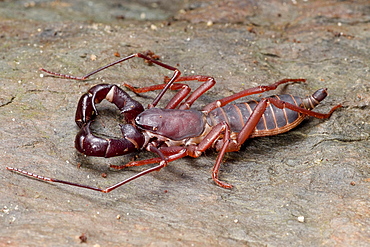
top-left (0, 0), bottom-right (369, 246)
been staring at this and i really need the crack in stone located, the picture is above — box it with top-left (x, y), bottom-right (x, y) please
top-left (311, 136), bottom-right (369, 150)
top-left (0, 96), bottom-right (15, 107)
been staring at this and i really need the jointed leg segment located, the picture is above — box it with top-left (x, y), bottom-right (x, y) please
top-left (124, 75), bottom-right (216, 109)
top-left (203, 78), bottom-right (306, 112)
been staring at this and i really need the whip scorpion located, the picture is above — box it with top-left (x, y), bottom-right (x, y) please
top-left (7, 53), bottom-right (341, 192)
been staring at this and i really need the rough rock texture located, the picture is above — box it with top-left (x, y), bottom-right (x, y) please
top-left (0, 0), bottom-right (369, 246)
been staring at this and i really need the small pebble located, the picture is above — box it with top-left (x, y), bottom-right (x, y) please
top-left (297, 216), bottom-right (305, 223)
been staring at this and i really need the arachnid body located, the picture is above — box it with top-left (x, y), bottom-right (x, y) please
top-left (7, 53), bottom-right (341, 192)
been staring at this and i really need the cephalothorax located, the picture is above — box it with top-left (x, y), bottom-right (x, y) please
top-left (7, 53), bottom-right (341, 192)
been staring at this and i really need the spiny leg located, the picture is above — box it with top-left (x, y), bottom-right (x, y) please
top-left (124, 82), bottom-right (189, 94)
top-left (209, 123), bottom-right (232, 189)
top-left (124, 75), bottom-right (216, 109)
top-left (207, 99), bottom-right (298, 188)
top-left (235, 99), bottom-right (271, 147)
top-left (125, 82), bottom-right (192, 109)
top-left (234, 97), bottom-right (341, 149)
top-left (208, 97), bottom-right (340, 188)
top-left (177, 76), bottom-right (216, 110)
top-left (211, 99), bottom-right (292, 186)
top-left (203, 78), bottom-right (306, 113)
top-left (111, 119), bottom-right (235, 189)
top-left (184, 122), bottom-right (233, 188)
top-left (267, 97), bottom-right (342, 119)
top-left (117, 121), bottom-right (234, 188)
top-left (125, 75), bottom-right (215, 93)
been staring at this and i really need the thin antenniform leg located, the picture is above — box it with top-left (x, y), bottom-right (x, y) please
top-left (6, 166), bottom-right (106, 192)
top-left (6, 150), bottom-right (188, 193)
top-left (6, 165), bottom-right (165, 193)
top-left (40, 54), bottom-right (139, 80)
top-left (40, 53), bottom-right (174, 80)
top-left (40, 53), bottom-right (182, 108)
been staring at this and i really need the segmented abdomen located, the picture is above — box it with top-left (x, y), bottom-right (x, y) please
top-left (206, 94), bottom-right (308, 137)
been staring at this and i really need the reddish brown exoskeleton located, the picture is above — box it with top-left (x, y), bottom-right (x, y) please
top-left (7, 53), bottom-right (341, 192)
